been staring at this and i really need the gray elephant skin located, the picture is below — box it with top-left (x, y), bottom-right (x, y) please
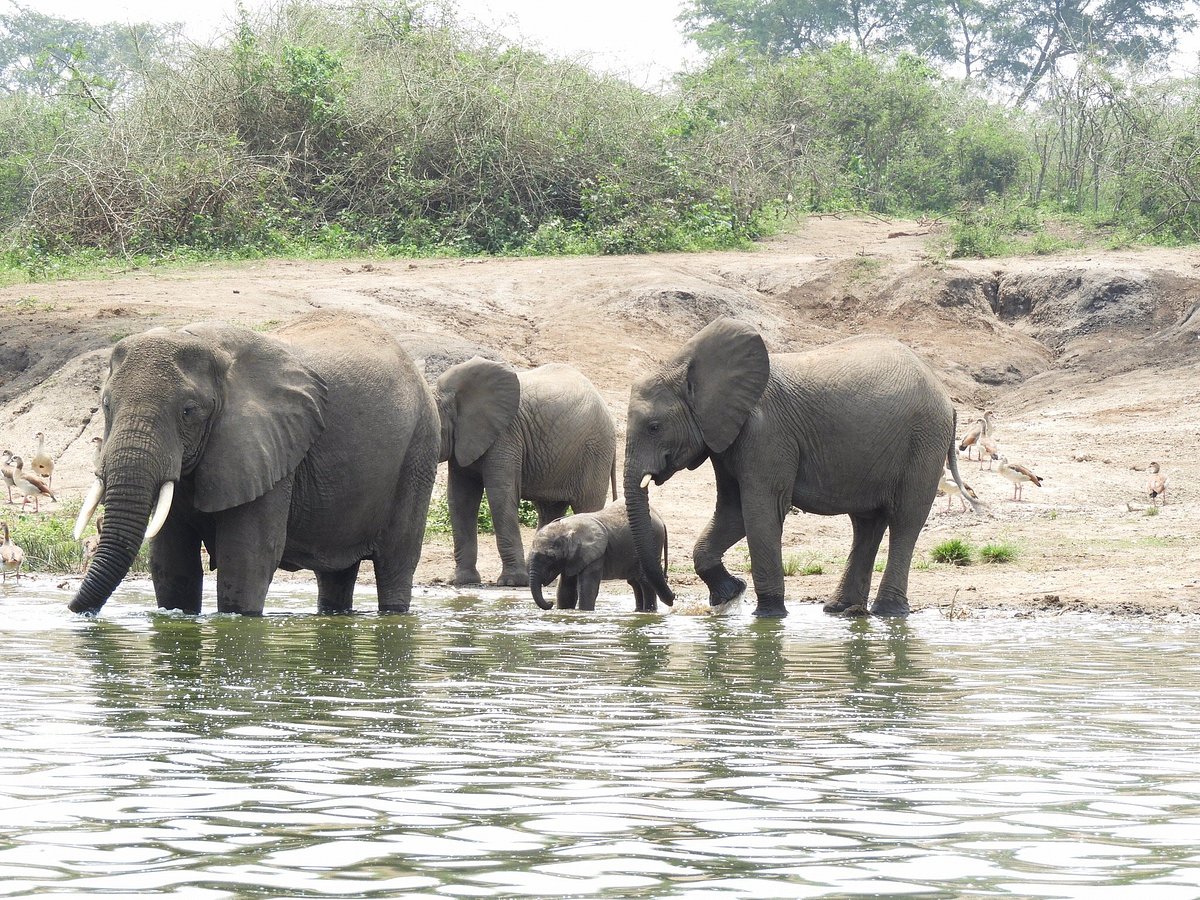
top-left (69, 314), bottom-right (439, 616)
top-left (527, 499), bottom-right (668, 612)
top-left (434, 358), bottom-right (616, 587)
top-left (624, 317), bottom-right (970, 619)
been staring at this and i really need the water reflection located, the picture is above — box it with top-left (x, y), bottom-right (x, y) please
top-left (0, 585), bottom-right (1197, 897)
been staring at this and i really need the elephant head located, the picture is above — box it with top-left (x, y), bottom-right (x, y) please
top-left (69, 323), bottom-right (327, 614)
top-left (526, 516), bottom-right (606, 610)
top-left (623, 318), bottom-right (769, 606)
top-left (433, 358), bottom-right (520, 466)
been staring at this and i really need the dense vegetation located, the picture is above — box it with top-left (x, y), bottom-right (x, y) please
top-left (1, 0), bottom-right (1199, 273)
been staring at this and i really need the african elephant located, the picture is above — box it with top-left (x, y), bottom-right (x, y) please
top-left (624, 317), bottom-right (970, 619)
top-left (434, 358), bottom-right (616, 587)
top-left (69, 314), bottom-right (440, 616)
top-left (527, 499), bottom-right (668, 612)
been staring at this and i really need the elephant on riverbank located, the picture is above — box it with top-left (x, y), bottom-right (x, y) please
top-left (624, 317), bottom-right (970, 618)
top-left (69, 314), bottom-right (439, 616)
top-left (434, 358), bottom-right (616, 587)
top-left (527, 499), bottom-right (668, 612)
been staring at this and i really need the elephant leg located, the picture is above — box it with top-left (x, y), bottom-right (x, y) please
top-left (485, 480), bottom-right (528, 587)
top-left (556, 574), bottom-right (578, 609)
top-left (577, 564), bottom-right (602, 612)
top-left (149, 514), bottom-right (203, 615)
top-left (872, 501), bottom-right (929, 618)
top-left (448, 466), bottom-right (483, 585)
top-left (213, 476), bottom-right (292, 615)
top-left (634, 579), bottom-right (658, 613)
top-left (693, 463), bottom-right (747, 606)
top-left (317, 562), bottom-right (360, 614)
top-left (742, 486), bottom-right (790, 618)
top-left (535, 501), bottom-right (569, 529)
top-left (825, 513), bottom-right (887, 616)
top-left (375, 451), bottom-right (436, 614)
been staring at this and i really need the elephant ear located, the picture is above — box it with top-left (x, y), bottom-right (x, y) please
top-left (182, 323), bottom-right (328, 513)
top-left (436, 357), bottom-right (520, 467)
top-left (560, 517), bottom-right (607, 576)
top-left (675, 318), bottom-right (770, 453)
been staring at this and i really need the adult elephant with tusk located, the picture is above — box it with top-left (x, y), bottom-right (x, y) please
top-left (624, 317), bottom-right (971, 618)
top-left (70, 313), bottom-right (440, 616)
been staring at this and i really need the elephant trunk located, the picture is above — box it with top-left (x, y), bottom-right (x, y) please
top-left (69, 432), bottom-right (174, 614)
top-left (625, 467), bottom-right (674, 606)
top-left (530, 556), bottom-right (556, 614)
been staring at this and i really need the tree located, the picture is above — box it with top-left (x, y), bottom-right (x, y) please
top-left (0, 6), bottom-right (179, 110)
top-left (678, 0), bottom-right (1196, 106)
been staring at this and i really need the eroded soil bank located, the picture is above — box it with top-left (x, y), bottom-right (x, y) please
top-left (3, 217), bottom-right (1198, 617)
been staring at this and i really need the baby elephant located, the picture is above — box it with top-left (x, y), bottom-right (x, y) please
top-left (527, 500), bottom-right (668, 612)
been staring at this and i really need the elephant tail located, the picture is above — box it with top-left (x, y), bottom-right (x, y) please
top-left (946, 411), bottom-right (983, 514)
top-left (610, 454), bottom-right (617, 501)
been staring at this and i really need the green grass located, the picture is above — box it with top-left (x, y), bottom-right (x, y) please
top-left (1144, 506), bottom-right (1160, 517)
top-left (426, 495), bottom-right (540, 536)
top-left (782, 552), bottom-right (824, 576)
top-left (873, 557), bottom-right (887, 573)
top-left (2, 503), bottom-right (149, 575)
top-left (979, 541), bottom-right (1018, 564)
top-left (930, 538), bottom-right (973, 566)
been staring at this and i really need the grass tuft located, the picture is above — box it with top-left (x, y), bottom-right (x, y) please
top-left (930, 538), bottom-right (973, 566)
top-left (979, 541), bottom-right (1018, 564)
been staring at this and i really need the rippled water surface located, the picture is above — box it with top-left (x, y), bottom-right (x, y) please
top-left (1, 582), bottom-right (1199, 898)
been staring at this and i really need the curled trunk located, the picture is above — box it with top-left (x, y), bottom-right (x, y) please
top-left (529, 562), bottom-right (554, 610)
top-left (69, 436), bottom-right (169, 614)
top-left (624, 469), bottom-right (674, 606)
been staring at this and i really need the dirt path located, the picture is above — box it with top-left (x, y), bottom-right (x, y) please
top-left (3, 217), bottom-right (1198, 618)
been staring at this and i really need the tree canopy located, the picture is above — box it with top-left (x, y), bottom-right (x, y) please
top-left (679, 0), bottom-right (1196, 105)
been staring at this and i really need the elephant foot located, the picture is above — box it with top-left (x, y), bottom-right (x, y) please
top-left (698, 565), bottom-right (746, 607)
top-left (378, 601), bottom-right (411, 615)
top-left (824, 597), bottom-right (869, 617)
top-left (453, 568), bottom-right (482, 586)
top-left (752, 596), bottom-right (788, 618)
top-left (636, 598), bottom-right (659, 613)
top-left (496, 569), bottom-right (529, 588)
top-left (870, 594), bottom-right (910, 617)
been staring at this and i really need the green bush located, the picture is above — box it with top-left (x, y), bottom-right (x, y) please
top-left (930, 538), bottom-right (973, 566)
top-left (426, 494), bottom-right (540, 535)
top-left (4, 505), bottom-right (149, 574)
top-left (979, 541), bottom-right (1018, 563)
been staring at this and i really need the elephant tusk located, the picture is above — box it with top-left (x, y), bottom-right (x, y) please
top-left (640, 473), bottom-right (652, 490)
top-left (73, 479), bottom-right (104, 541)
top-left (144, 481), bottom-right (175, 541)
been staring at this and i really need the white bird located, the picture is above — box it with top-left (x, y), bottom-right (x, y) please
top-left (11, 456), bottom-right (56, 513)
top-left (938, 468), bottom-right (979, 512)
top-left (1, 522), bottom-right (23, 580)
top-left (978, 434), bottom-right (1000, 470)
top-left (1147, 462), bottom-right (1168, 506)
top-left (31, 432), bottom-right (54, 488)
top-left (958, 411), bottom-right (995, 461)
top-left (1, 451), bottom-right (15, 503)
top-left (998, 455), bottom-right (1043, 501)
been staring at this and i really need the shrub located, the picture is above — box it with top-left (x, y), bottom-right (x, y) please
top-left (979, 541), bottom-right (1018, 563)
top-left (930, 538), bottom-right (973, 566)
top-left (426, 494), bottom-right (539, 535)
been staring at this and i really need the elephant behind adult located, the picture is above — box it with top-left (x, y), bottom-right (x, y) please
top-left (624, 317), bottom-right (970, 618)
top-left (434, 358), bottom-right (616, 587)
top-left (70, 314), bottom-right (440, 616)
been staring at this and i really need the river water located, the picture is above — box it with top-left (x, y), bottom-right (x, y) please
top-left (0, 581), bottom-right (1198, 898)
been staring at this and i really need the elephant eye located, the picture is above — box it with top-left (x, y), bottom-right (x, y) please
top-left (182, 402), bottom-right (200, 420)
top-left (647, 421), bottom-right (661, 435)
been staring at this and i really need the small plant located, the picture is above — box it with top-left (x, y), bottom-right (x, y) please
top-left (873, 557), bottom-right (887, 573)
top-left (979, 541), bottom-right (1018, 563)
top-left (426, 495), bottom-right (541, 535)
top-left (1144, 506), bottom-right (1160, 517)
top-left (800, 561), bottom-right (824, 576)
top-left (930, 538), bottom-right (973, 566)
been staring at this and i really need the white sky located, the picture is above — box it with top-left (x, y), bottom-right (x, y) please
top-left (11, 0), bottom-right (702, 86)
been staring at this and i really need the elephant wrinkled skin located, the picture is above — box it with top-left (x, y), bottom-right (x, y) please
top-left (623, 317), bottom-right (973, 619)
top-left (527, 499), bottom-right (668, 612)
top-left (70, 314), bottom-right (440, 616)
top-left (434, 358), bottom-right (616, 587)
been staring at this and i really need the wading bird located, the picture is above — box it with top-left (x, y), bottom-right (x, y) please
top-left (998, 455), bottom-right (1043, 501)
